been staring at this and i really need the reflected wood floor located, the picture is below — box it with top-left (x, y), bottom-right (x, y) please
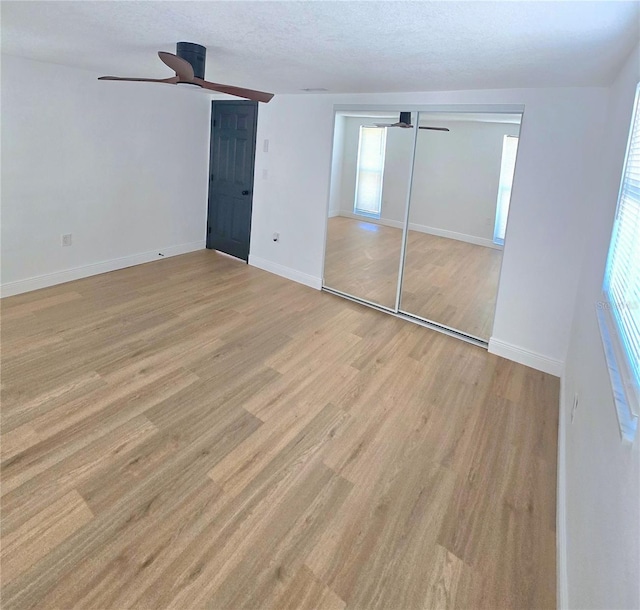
top-left (324, 217), bottom-right (404, 310)
top-left (324, 217), bottom-right (503, 339)
top-left (1, 250), bottom-right (558, 610)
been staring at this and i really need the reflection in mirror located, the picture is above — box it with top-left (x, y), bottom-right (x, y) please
top-left (400, 112), bottom-right (521, 340)
top-left (323, 111), bottom-right (413, 309)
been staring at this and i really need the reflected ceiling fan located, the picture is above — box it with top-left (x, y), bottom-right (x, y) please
top-left (99, 42), bottom-right (274, 103)
top-left (374, 112), bottom-right (449, 131)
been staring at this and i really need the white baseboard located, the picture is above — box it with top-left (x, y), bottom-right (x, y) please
top-left (557, 374), bottom-right (569, 610)
top-left (248, 255), bottom-right (322, 290)
top-left (337, 211), bottom-right (404, 229)
top-left (328, 210), bottom-right (341, 218)
top-left (0, 240), bottom-right (205, 298)
top-left (488, 337), bottom-right (564, 376)
top-left (335, 212), bottom-right (501, 249)
top-left (409, 223), bottom-right (500, 249)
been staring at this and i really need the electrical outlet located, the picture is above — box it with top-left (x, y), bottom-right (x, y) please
top-left (571, 392), bottom-right (579, 423)
top-left (262, 169), bottom-right (268, 179)
top-left (61, 234), bottom-right (72, 247)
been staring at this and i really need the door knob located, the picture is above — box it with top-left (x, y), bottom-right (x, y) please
top-left (242, 190), bottom-right (250, 196)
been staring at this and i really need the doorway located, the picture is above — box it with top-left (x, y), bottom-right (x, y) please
top-left (206, 100), bottom-right (258, 261)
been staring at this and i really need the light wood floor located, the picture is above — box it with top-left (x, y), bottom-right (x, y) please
top-left (1, 250), bottom-right (558, 610)
top-left (324, 217), bottom-right (503, 339)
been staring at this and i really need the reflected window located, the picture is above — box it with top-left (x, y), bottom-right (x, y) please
top-left (493, 135), bottom-right (518, 245)
top-left (354, 127), bottom-right (386, 218)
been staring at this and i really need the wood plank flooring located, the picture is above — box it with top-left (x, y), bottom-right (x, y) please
top-left (324, 217), bottom-right (503, 339)
top-left (1, 250), bottom-right (558, 609)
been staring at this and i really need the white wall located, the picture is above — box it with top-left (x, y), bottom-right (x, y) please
top-left (1, 55), bottom-right (211, 295)
top-left (560, 46), bottom-right (640, 610)
top-left (249, 94), bottom-right (336, 289)
top-left (328, 115), bottom-right (346, 216)
top-left (335, 116), bottom-right (519, 245)
top-left (380, 126), bottom-right (413, 225)
top-left (250, 87), bottom-right (608, 372)
top-left (411, 120), bottom-right (520, 242)
top-left (337, 117), bottom-right (360, 216)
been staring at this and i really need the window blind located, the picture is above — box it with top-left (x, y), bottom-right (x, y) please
top-left (354, 127), bottom-right (386, 217)
top-left (493, 135), bottom-right (519, 245)
top-left (603, 84), bottom-right (640, 407)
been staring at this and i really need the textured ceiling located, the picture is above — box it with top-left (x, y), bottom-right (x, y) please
top-left (1, 1), bottom-right (638, 94)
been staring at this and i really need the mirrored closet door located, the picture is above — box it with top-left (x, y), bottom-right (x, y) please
top-left (323, 111), bottom-right (413, 309)
top-left (400, 111), bottom-right (521, 341)
top-left (323, 107), bottom-right (522, 344)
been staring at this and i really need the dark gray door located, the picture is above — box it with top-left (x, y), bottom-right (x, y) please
top-left (207, 101), bottom-right (258, 261)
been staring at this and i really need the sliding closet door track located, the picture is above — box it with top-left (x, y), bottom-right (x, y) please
top-left (322, 287), bottom-right (488, 348)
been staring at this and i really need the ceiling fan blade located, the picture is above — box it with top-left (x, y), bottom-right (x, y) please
top-left (193, 78), bottom-right (274, 103)
top-left (98, 76), bottom-right (179, 83)
top-left (371, 122), bottom-right (449, 131)
top-left (158, 52), bottom-right (195, 81)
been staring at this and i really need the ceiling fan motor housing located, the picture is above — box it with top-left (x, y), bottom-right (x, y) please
top-left (176, 42), bottom-right (206, 79)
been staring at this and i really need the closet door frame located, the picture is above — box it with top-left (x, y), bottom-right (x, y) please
top-left (321, 103), bottom-right (525, 348)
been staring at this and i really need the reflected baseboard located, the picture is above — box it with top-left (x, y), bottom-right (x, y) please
top-left (333, 212), bottom-right (502, 250)
top-left (335, 211), bottom-right (404, 230)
